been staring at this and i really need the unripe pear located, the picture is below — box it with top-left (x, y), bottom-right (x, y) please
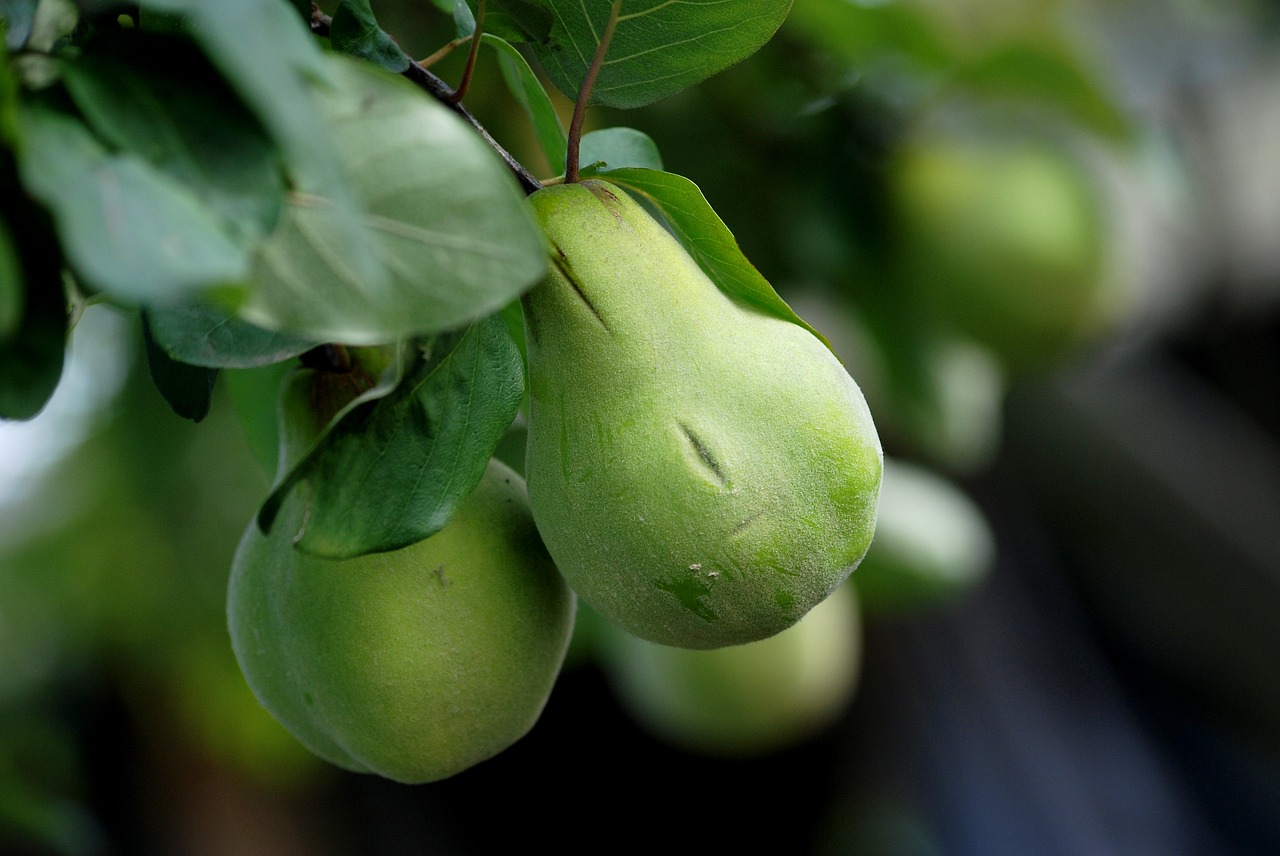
top-left (522, 180), bottom-right (882, 649)
top-left (601, 583), bottom-right (863, 756)
top-left (227, 459), bottom-right (575, 784)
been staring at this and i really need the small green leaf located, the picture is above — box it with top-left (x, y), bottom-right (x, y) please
top-left (580, 126), bottom-right (662, 174)
top-left (603, 167), bottom-right (831, 349)
top-left (264, 315), bottom-right (524, 558)
top-left (533, 0), bottom-right (793, 109)
top-left (146, 301), bottom-right (315, 369)
top-left (330, 0), bottom-right (411, 73)
top-left (142, 312), bottom-right (218, 422)
top-left (17, 104), bottom-right (250, 303)
top-left (0, 204), bottom-right (67, 421)
top-left (485, 32), bottom-right (566, 174)
top-left (61, 38), bottom-right (285, 246)
top-left (244, 56), bottom-right (547, 345)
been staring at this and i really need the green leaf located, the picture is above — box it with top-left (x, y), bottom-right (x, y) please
top-left (603, 167), bottom-right (831, 349)
top-left (61, 37), bottom-right (285, 246)
top-left (0, 203), bottom-right (67, 421)
top-left (1, 0), bottom-right (37, 49)
top-left (0, 216), bottom-right (19, 338)
top-left (142, 312), bottom-right (218, 422)
top-left (465, 0), bottom-right (553, 42)
top-left (580, 126), bottom-right (662, 173)
top-left (136, 0), bottom-right (383, 289)
top-left (264, 315), bottom-right (524, 559)
top-left (330, 0), bottom-right (411, 73)
top-left (532, 0), bottom-right (793, 109)
top-left (16, 104), bottom-right (250, 303)
top-left (145, 301), bottom-right (315, 369)
top-left (244, 56), bottom-right (547, 345)
top-left (485, 32), bottom-right (566, 174)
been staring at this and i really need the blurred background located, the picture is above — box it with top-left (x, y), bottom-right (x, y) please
top-left (3, 0), bottom-right (1279, 853)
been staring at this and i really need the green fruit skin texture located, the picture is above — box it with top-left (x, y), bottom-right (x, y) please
top-left (523, 180), bottom-right (883, 649)
top-left (227, 460), bottom-right (575, 784)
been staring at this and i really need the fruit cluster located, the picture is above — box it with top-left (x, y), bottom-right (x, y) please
top-left (227, 179), bottom-right (884, 783)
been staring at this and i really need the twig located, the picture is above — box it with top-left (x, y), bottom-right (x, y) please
top-left (310, 6), bottom-right (541, 195)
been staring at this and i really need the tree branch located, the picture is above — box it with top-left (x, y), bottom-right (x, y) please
top-left (310, 7), bottom-right (542, 196)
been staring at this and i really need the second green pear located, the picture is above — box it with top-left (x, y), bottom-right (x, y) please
top-left (523, 180), bottom-right (882, 649)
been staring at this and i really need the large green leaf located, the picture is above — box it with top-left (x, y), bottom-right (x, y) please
top-left (262, 315), bottom-right (524, 559)
top-left (137, 0), bottom-right (382, 289)
top-left (329, 0), bottom-right (411, 73)
top-left (459, 0), bottom-right (553, 43)
top-left (531, 0), bottom-right (793, 109)
top-left (244, 56), bottom-right (547, 345)
top-left (146, 301), bottom-right (315, 369)
top-left (17, 104), bottom-right (250, 303)
top-left (602, 167), bottom-right (831, 349)
top-left (61, 39), bottom-right (285, 247)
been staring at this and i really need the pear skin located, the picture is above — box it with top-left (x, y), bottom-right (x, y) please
top-left (227, 459), bottom-right (575, 784)
top-left (523, 180), bottom-right (882, 649)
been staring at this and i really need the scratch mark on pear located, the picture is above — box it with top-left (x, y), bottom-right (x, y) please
top-left (677, 421), bottom-right (729, 488)
top-left (551, 246), bottom-right (611, 334)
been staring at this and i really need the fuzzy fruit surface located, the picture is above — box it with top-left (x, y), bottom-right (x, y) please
top-left (523, 180), bottom-right (883, 649)
top-left (227, 460), bottom-right (575, 784)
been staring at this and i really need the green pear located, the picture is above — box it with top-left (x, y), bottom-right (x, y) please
top-left (522, 180), bottom-right (882, 649)
top-left (227, 457), bottom-right (575, 784)
top-left (600, 583), bottom-right (863, 756)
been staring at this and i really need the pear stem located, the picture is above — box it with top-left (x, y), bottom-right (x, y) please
top-left (565, 0), bottom-right (622, 185)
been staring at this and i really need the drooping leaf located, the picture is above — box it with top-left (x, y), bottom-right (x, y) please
top-left (16, 104), bottom-right (250, 303)
top-left (146, 301), bottom-right (315, 369)
top-left (61, 37), bottom-right (285, 246)
top-left (485, 33), bottom-right (566, 174)
top-left (262, 314), bottom-right (524, 558)
top-left (330, 0), bottom-right (411, 73)
top-left (244, 56), bottom-right (547, 345)
top-left (142, 312), bottom-right (218, 422)
top-left (136, 0), bottom-right (383, 289)
top-left (532, 0), bottom-right (793, 109)
top-left (580, 126), bottom-right (662, 173)
top-left (0, 203), bottom-right (67, 421)
top-left (603, 167), bottom-right (831, 349)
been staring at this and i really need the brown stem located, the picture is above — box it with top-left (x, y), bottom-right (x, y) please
top-left (564, 0), bottom-right (622, 184)
top-left (419, 37), bottom-right (468, 70)
top-left (448, 0), bottom-right (485, 103)
top-left (310, 7), bottom-right (542, 195)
